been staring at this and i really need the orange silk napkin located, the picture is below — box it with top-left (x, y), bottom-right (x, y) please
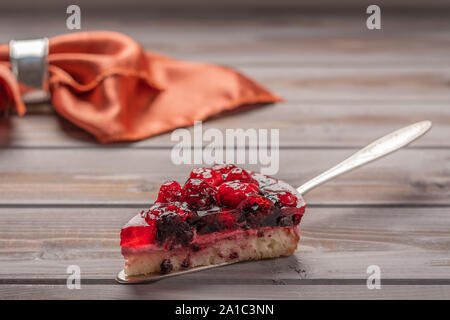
top-left (0, 31), bottom-right (281, 143)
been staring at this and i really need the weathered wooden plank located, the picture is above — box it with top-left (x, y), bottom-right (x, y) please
top-left (0, 13), bottom-right (450, 66)
top-left (0, 149), bottom-right (447, 205)
top-left (2, 0), bottom-right (450, 11)
top-left (0, 284), bottom-right (448, 300)
top-left (245, 65), bottom-right (450, 103)
top-left (1, 101), bottom-right (448, 147)
top-left (0, 207), bottom-right (449, 280)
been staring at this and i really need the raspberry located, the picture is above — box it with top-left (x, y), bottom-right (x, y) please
top-left (218, 181), bottom-right (259, 208)
top-left (181, 179), bottom-right (218, 210)
top-left (189, 167), bottom-right (223, 186)
top-left (224, 167), bottom-right (257, 185)
top-left (212, 163), bottom-right (237, 176)
top-left (156, 180), bottom-right (181, 203)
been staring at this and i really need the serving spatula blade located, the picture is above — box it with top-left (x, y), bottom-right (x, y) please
top-left (116, 262), bottom-right (236, 284)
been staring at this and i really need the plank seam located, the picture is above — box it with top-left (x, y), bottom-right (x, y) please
top-left (0, 146), bottom-right (448, 150)
top-left (1, 279), bottom-right (450, 285)
top-left (0, 204), bottom-right (448, 209)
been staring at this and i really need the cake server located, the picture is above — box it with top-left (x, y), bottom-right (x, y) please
top-left (116, 120), bottom-right (432, 284)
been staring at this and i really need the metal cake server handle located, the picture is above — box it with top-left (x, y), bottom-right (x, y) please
top-left (297, 120), bottom-right (432, 195)
top-left (116, 120), bottom-right (432, 284)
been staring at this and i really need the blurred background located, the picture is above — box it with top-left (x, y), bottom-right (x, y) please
top-left (0, 0), bottom-right (449, 146)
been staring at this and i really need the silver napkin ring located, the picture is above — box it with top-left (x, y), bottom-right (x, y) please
top-left (9, 38), bottom-right (50, 104)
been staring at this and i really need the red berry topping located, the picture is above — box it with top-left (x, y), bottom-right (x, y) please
top-left (121, 165), bottom-right (307, 252)
top-left (265, 190), bottom-right (298, 207)
top-left (142, 208), bottom-right (158, 225)
top-left (224, 167), bottom-right (257, 184)
top-left (142, 203), bottom-right (190, 224)
top-left (212, 163), bottom-right (237, 176)
top-left (250, 172), bottom-right (277, 189)
top-left (181, 178), bottom-right (218, 210)
top-left (156, 180), bottom-right (181, 203)
top-left (189, 167), bottom-right (224, 186)
top-left (218, 181), bottom-right (259, 208)
top-left (277, 191), bottom-right (298, 207)
top-left (239, 194), bottom-right (274, 215)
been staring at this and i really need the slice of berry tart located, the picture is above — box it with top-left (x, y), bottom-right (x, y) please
top-left (120, 164), bottom-right (306, 277)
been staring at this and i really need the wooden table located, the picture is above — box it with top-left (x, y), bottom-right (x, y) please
top-left (0, 11), bottom-right (449, 299)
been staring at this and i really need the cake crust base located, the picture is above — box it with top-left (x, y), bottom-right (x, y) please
top-left (124, 226), bottom-right (299, 276)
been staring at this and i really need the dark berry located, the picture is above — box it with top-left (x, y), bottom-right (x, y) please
top-left (277, 215), bottom-right (293, 227)
top-left (190, 208), bottom-right (239, 234)
top-left (181, 258), bottom-right (190, 268)
top-left (155, 205), bottom-right (194, 246)
top-left (229, 252), bottom-right (239, 259)
top-left (292, 213), bottom-right (302, 225)
top-left (156, 180), bottom-right (181, 203)
top-left (160, 259), bottom-right (173, 274)
top-left (190, 167), bottom-right (224, 186)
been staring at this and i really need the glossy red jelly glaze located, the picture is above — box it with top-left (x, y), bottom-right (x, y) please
top-left (120, 165), bottom-right (306, 249)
